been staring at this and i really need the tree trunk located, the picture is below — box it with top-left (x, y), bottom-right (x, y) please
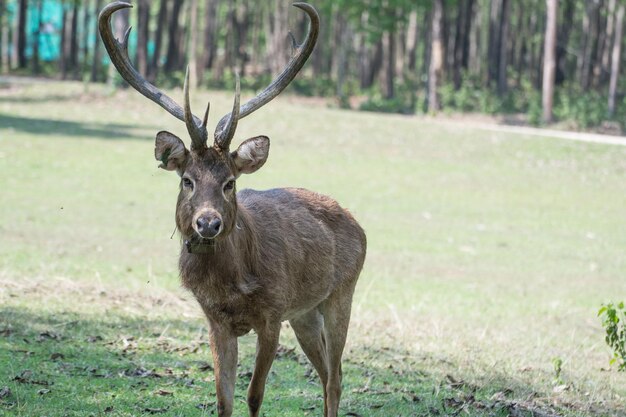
top-left (357, 10), bottom-right (372, 88)
top-left (428, 0), bottom-right (444, 112)
top-left (608, 4), bottom-right (624, 116)
top-left (487, 0), bottom-right (502, 86)
top-left (555, 0), bottom-right (574, 85)
top-left (176, 1), bottom-right (189, 71)
top-left (81, 2), bottom-right (89, 67)
top-left (542, 0), bottom-right (557, 123)
top-left (336, 15), bottom-right (351, 103)
top-left (406, 9), bottom-right (418, 72)
top-left (367, 37), bottom-right (383, 89)
top-left (188, 0), bottom-right (200, 85)
top-left (149, 0), bottom-right (168, 81)
top-left (223, 0), bottom-right (235, 73)
top-left (58, 3), bottom-right (78, 79)
top-left (233, 0), bottom-right (250, 77)
top-left (601, 0), bottom-right (616, 82)
top-left (60, 7), bottom-right (69, 79)
top-left (250, 1), bottom-right (262, 73)
top-left (592, 2), bottom-right (609, 87)
top-left (453, 0), bottom-right (473, 89)
top-left (330, 4), bottom-right (344, 81)
top-left (202, 0), bottom-right (219, 77)
top-left (0, 0), bottom-right (8, 74)
top-left (381, 27), bottom-right (396, 100)
top-left (164, 0), bottom-right (184, 73)
top-left (497, 0), bottom-right (510, 95)
top-left (70, 2), bottom-right (79, 79)
top-left (92, 0), bottom-right (103, 82)
top-left (137, 0), bottom-right (150, 77)
top-left (468, 0), bottom-right (480, 76)
top-left (32, 0), bottom-right (43, 74)
top-left (580, 2), bottom-right (599, 91)
top-left (268, 0), bottom-right (288, 76)
top-left (12, 0), bottom-right (27, 69)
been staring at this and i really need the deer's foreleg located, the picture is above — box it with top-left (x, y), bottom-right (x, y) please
top-left (247, 322), bottom-right (281, 417)
top-left (209, 325), bottom-right (238, 417)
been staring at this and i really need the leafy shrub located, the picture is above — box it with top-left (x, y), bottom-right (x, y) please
top-left (155, 70), bottom-right (186, 89)
top-left (292, 76), bottom-right (336, 97)
top-left (554, 84), bottom-right (608, 129)
top-left (360, 94), bottom-right (413, 114)
top-left (439, 77), bottom-right (495, 113)
top-left (598, 302), bottom-right (626, 371)
top-left (360, 79), bottom-right (417, 115)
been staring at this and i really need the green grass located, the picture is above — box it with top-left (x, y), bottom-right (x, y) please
top-left (1, 80), bottom-right (625, 416)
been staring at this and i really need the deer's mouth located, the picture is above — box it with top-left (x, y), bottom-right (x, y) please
top-left (185, 236), bottom-right (216, 254)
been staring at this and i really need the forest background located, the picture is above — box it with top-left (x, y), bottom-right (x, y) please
top-left (1, 0), bottom-right (626, 133)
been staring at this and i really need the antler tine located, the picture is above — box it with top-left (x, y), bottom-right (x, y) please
top-left (215, 74), bottom-right (241, 150)
top-left (98, 2), bottom-right (204, 136)
top-left (183, 66), bottom-right (209, 150)
top-left (213, 2), bottom-right (319, 149)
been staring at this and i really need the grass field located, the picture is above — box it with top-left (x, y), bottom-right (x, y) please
top-left (1, 80), bottom-right (625, 416)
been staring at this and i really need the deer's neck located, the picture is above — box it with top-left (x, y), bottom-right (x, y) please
top-left (179, 204), bottom-right (261, 299)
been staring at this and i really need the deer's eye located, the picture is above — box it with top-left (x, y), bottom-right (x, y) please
top-left (223, 180), bottom-right (236, 192)
top-left (182, 178), bottom-right (194, 190)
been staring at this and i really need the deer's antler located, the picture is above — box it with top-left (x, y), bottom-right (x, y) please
top-left (99, 1), bottom-right (209, 151)
top-left (99, 1), bottom-right (319, 152)
top-left (213, 3), bottom-right (320, 150)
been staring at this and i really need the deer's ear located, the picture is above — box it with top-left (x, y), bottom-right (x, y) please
top-left (155, 131), bottom-right (189, 174)
top-left (231, 136), bottom-right (270, 175)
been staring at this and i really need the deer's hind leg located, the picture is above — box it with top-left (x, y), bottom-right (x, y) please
top-left (319, 282), bottom-right (357, 417)
top-left (290, 309), bottom-right (329, 416)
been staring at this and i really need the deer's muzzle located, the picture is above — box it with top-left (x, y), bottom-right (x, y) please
top-left (194, 211), bottom-right (223, 239)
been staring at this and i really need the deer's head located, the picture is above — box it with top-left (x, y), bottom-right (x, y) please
top-left (99, 1), bottom-right (319, 242)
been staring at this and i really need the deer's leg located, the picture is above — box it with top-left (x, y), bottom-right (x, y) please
top-left (320, 289), bottom-right (355, 417)
top-left (247, 322), bottom-right (281, 417)
top-left (209, 325), bottom-right (238, 417)
top-left (290, 309), bottom-right (329, 416)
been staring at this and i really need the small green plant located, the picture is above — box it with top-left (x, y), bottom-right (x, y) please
top-left (598, 302), bottom-right (626, 371)
top-left (551, 357), bottom-right (563, 383)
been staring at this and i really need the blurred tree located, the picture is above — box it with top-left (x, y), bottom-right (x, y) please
top-left (542, 0), bottom-right (557, 123)
top-left (188, 0), bottom-right (199, 85)
top-left (91, 0), bottom-right (103, 82)
top-left (31, 0), bottom-right (42, 74)
top-left (201, 0), bottom-right (218, 78)
top-left (164, 0), bottom-right (184, 73)
top-left (1, 0), bottom-right (624, 128)
top-left (608, 2), bottom-right (624, 116)
top-left (136, 0), bottom-right (150, 77)
top-left (428, 0), bottom-right (443, 112)
top-left (148, 0), bottom-right (168, 82)
top-left (0, 0), bottom-right (6, 74)
top-left (12, 0), bottom-right (28, 69)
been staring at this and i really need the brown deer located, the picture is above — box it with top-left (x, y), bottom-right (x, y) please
top-left (99, 2), bottom-right (366, 417)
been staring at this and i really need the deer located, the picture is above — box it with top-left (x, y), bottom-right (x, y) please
top-left (99, 2), bottom-right (366, 416)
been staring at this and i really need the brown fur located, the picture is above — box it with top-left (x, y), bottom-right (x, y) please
top-left (159, 135), bottom-right (366, 417)
top-left (99, 2), bottom-right (342, 413)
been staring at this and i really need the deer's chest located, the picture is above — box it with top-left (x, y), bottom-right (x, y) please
top-left (197, 293), bottom-right (262, 336)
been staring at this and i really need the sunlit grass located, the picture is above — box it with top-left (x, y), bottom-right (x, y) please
top-left (1, 80), bottom-right (625, 416)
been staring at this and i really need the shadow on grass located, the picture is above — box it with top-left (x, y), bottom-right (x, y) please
top-left (0, 94), bottom-right (80, 105)
top-left (0, 307), bottom-right (616, 417)
top-left (0, 114), bottom-right (150, 140)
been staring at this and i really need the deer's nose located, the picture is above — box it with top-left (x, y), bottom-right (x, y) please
top-left (196, 216), bottom-right (222, 239)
